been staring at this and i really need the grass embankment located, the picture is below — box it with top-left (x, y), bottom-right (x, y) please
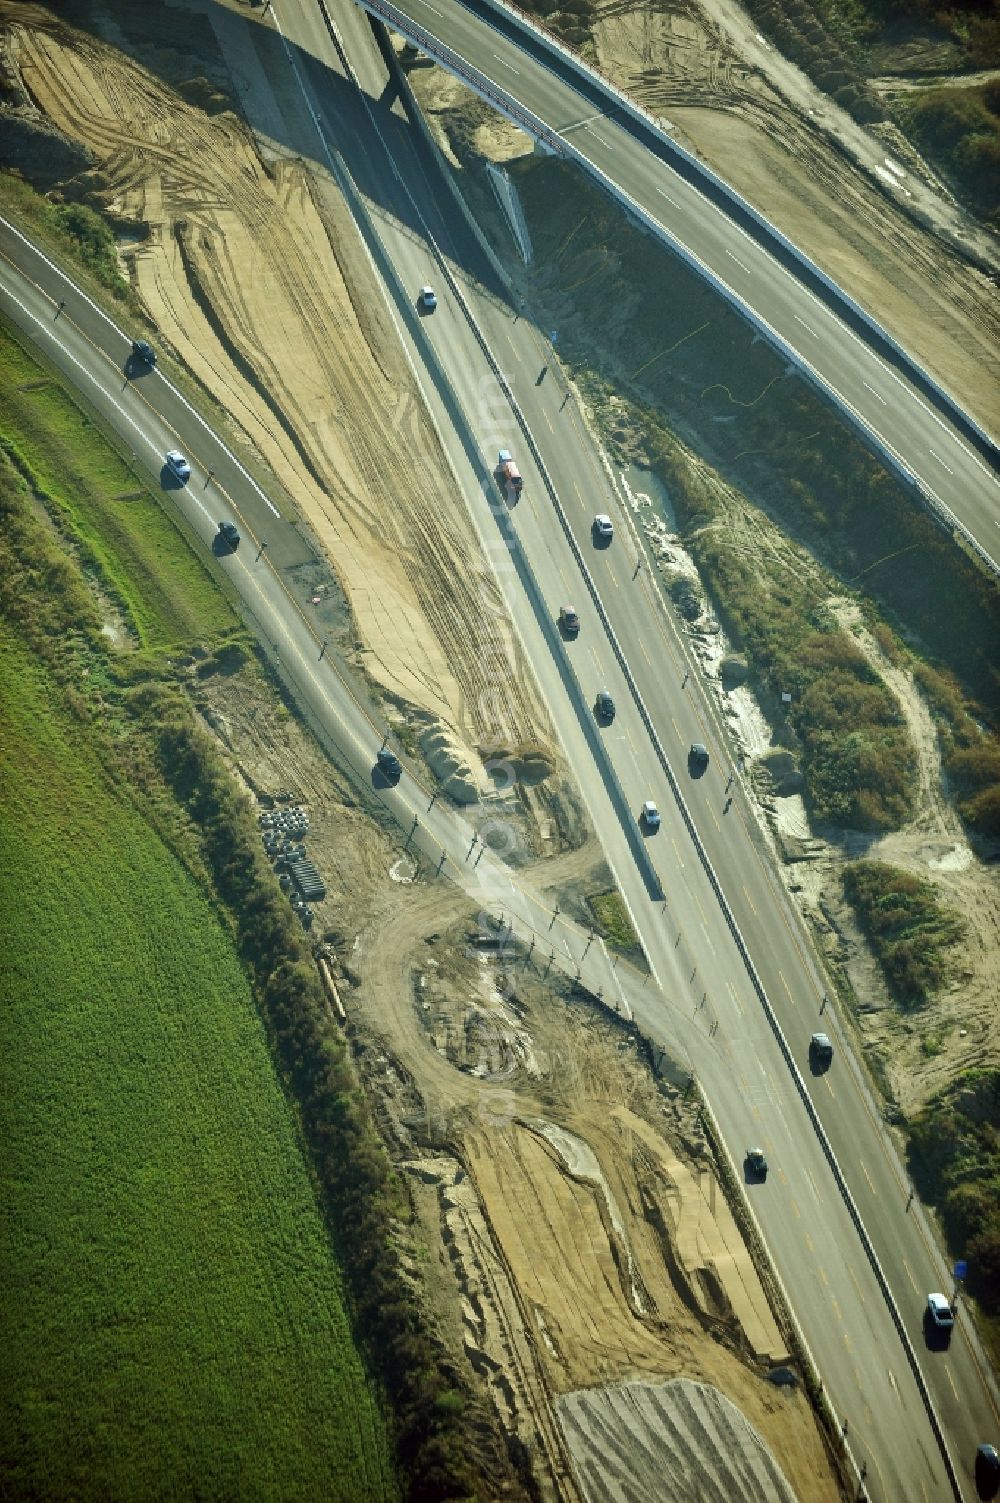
top-left (0, 318), bottom-right (499, 1500)
top-left (588, 889), bottom-right (643, 960)
top-left (0, 323), bottom-right (235, 652)
top-left (0, 639), bottom-right (395, 1502)
top-left (841, 860), bottom-right (964, 1010)
top-left (512, 155), bottom-right (1000, 834)
top-left (908, 1072), bottom-right (1000, 1349)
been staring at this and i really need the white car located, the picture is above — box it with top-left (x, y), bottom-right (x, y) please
top-left (418, 286), bottom-right (437, 311)
top-left (641, 801), bottom-right (661, 830)
top-left (165, 450), bottom-right (191, 483)
top-left (594, 513), bottom-right (613, 539)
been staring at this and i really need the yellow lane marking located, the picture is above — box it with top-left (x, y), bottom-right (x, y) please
top-left (803, 1230), bottom-right (814, 1253)
top-left (639, 640), bottom-right (651, 664)
top-left (708, 804), bottom-right (720, 831)
top-left (671, 717), bottom-right (681, 741)
top-left (818, 1265), bottom-right (829, 1287)
top-left (727, 981), bottom-right (744, 1017)
top-left (848, 1265), bottom-right (866, 1303)
top-left (946, 1366), bottom-right (959, 1400)
top-left (742, 883), bottom-right (757, 914)
top-left (860, 1160), bottom-right (876, 1195)
top-left (901, 1258), bottom-right (918, 1293)
top-left (779, 970), bottom-right (795, 1005)
top-left (542, 411), bottom-right (553, 432)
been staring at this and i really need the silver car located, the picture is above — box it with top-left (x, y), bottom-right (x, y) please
top-left (165, 450), bottom-right (191, 483)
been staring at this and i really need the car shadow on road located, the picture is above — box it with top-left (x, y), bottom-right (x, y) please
top-left (372, 766), bottom-right (402, 790)
top-left (922, 1312), bottom-right (953, 1352)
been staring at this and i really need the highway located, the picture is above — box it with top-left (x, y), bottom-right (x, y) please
top-left (358, 0), bottom-right (1000, 574)
top-left (1, 2), bottom-right (996, 1497)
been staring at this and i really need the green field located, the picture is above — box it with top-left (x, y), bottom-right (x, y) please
top-left (0, 637), bottom-right (396, 1501)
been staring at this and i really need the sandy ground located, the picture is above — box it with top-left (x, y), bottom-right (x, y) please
top-left (0, 1), bottom-right (556, 805)
top-left (188, 662), bottom-right (843, 1502)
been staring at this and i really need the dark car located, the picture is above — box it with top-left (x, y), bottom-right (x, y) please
top-left (217, 521), bottom-right (240, 550)
top-left (559, 605), bottom-right (580, 635)
top-left (809, 1031), bottom-right (834, 1069)
top-left (132, 338), bottom-right (156, 366)
top-left (975, 1444), bottom-right (1000, 1501)
top-left (745, 1147), bottom-right (768, 1181)
top-left (376, 747), bottom-right (402, 782)
top-left (689, 742), bottom-right (710, 771)
top-left (595, 690), bottom-right (615, 722)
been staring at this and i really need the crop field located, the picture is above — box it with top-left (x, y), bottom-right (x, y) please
top-left (0, 638), bottom-right (396, 1502)
top-left (0, 321), bottom-right (236, 650)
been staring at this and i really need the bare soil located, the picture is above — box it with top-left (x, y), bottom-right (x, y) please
top-left (0, 0), bottom-right (558, 813)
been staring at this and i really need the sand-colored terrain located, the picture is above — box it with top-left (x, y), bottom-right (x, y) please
top-left (1, 2), bottom-right (554, 799)
top-left (187, 663), bottom-right (843, 1501)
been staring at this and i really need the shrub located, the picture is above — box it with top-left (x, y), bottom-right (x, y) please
top-left (908, 1071), bottom-right (1000, 1315)
top-left (842, 860), bottom-right (964, 1009)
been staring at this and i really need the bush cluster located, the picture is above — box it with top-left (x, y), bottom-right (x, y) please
top-left (737, 0), bottom-right (886, 124)
top-left (897, 84), bottom-right (1000, 229)
top-left (842, 859), bottom-right (964, 1009)
top-left (50, 201), bottom-right (132, 300)
top-left (908, 1071), bottom-right (1000, 1316)
top-left (645, 434), bottom-right (916, 831)
top-left (914, 661), bottom-right (1000, 838)
top-left (513, 0), bottom-right (595, 47)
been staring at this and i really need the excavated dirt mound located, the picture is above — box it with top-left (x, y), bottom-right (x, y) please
top-left (558, 1377), bottom-right (799, 1503)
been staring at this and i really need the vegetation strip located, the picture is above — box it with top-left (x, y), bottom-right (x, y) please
top-left (842, 860), bottom-right (964, 1011)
